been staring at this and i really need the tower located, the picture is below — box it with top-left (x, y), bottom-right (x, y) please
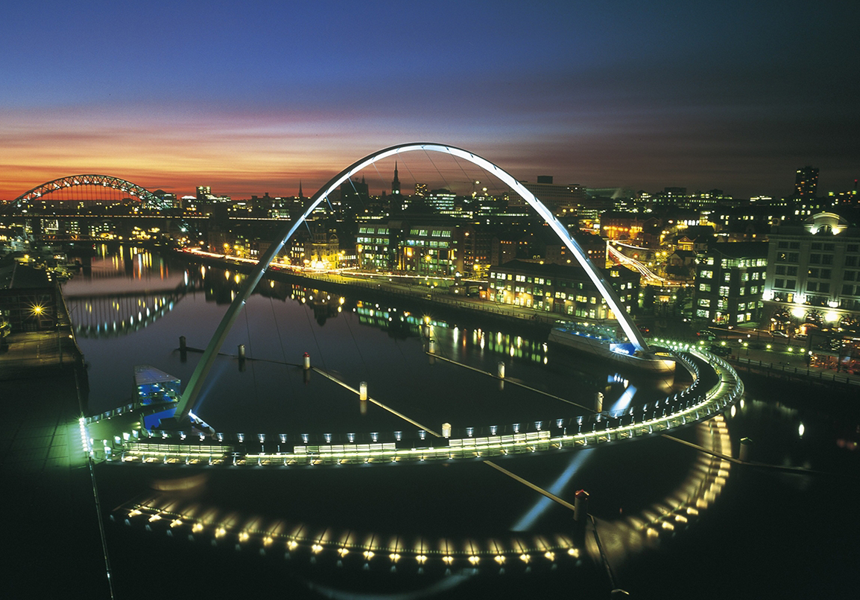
top-left (794, 166), bottom-right (819, 199)
top-left (392, 162), bottom-right (401, 196)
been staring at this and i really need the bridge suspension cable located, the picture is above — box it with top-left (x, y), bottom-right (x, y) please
top-left (176, 143), bottom-right (651, 423)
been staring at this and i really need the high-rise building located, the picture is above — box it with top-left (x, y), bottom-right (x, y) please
top-left (521, 177), bottom-right (585, 216)
top-left (694, 242), bottom-right (768, 326)
top-left (795, 166), bottom-right (819, 199)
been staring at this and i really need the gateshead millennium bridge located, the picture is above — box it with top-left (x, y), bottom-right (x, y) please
top-left (72, 143), bottom-right (743, 573)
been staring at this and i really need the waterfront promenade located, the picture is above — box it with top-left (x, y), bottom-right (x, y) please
top-left (179, 249), bottom-right (860, 393)
top-left (0, 320), bottom-right (110, 596)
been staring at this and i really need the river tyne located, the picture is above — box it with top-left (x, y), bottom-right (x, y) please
top-left (62, 245), bottom-right (860, 599)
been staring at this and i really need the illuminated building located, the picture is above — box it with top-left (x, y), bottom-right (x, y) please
top-left (488, 260), bottom-right (639, 318)
top-left (400, 220), bottom-right (473, 276)
top-left (694, 242), bottom-right (768, 325)
top-left (794, 166), bottom-right (819, 199)
top-left (763, 212), bottom-right (860, 327)
top-left (356, 224), bottom-right (392, 270)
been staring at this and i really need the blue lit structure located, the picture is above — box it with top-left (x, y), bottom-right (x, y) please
top-left (134, 365), bottom-right (180, 430)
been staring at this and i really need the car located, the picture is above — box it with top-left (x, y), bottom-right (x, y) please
top-left (794, 333), bottom-right (808, 341)
top-left (696, 330), bottom-right (716, 340)
top-left (771, 330), bottom-right (789, 338)
top-left (709, 344), bottom-right (731, 356)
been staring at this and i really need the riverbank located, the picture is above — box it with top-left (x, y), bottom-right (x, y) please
top-left (0, 285), bottom-right (108, 597)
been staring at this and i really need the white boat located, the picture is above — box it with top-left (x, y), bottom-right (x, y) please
top-left (547, 322), bottom-right (676, 373)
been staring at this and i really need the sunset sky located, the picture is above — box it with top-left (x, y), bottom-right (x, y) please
top-left (2, 0), bottom-right (858, 201)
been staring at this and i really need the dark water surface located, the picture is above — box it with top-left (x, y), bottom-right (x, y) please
top-left (65, 246), bottom-right (860, 599)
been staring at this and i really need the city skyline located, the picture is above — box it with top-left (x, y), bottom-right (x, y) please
top-left (2, 1), bottom-right (859, 201)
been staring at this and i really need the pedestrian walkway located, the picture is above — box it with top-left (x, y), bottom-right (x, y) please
top-left (0, 330), bottom-right (81, 379)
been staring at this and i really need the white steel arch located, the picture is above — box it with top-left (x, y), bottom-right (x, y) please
top-left (177, 143), bottom-right (649, 422)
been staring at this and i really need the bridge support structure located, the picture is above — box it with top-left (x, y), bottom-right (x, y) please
top-left (175, 143), bottom-right (650, 423)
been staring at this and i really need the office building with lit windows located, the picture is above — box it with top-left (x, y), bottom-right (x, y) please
top-left (794, 166), bottom-right (819, 199)
top-left (488, 260), bottom-right (639, 318)
top-left (762, 212), bottom-right (860, 326)
top-left (694, 242), bottom-right (768, 326)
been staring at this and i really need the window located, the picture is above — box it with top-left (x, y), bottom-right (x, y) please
top-left (786, 279), bottom-right (795, 289)
top-left (699, 283), bottom-right (711, 292)
top-left (700, 270), bottom-right (713, 279)
top-left (697, 309), bottom-right (709, 318)
top-left (819, 283), bottom-right (830, 294)
top-left (778, 241), bottom-right (788, 249)
top-left (843, 284), bottom-right (855, 296)
top-left (699, 298), bottom-right (711, 307)
top-left (807, 282), bottom-right (818, 292)
top-left (776, 266), bottom-right (786, 275)
top-left (719, 286), bottom-right (730, 296)
top-left (788, 253), bottom-right (799, 262)
top-left (724, 273), bottom-right (731, 282)
top-left (848, 244), bottom-right (858, 253)
top-left (821, 269), bottom-right (831, 279)
top-left (752, 272), bottom-right (760, 280)
top-left (775, 278), bottom-right (785, 288)
top-left (811, 243), bottom-right (822, 250)
top-left (787, 266), bottom-right (798, 276)
top-left (824, 243), bottom-right (834, 251)
top-left (809, 254), bottom-right (821, 264)
top-left (790, 242), bottom-right (800, 249)
top-left (738, 303), bottom-right (746, 311)
top-left (846, 256), bottom-right (858, 267)
top-left (808, 268), bottom-right (819, 278)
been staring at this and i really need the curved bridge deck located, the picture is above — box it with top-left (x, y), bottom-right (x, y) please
top-left (87, 345), bottom-right (743, 467)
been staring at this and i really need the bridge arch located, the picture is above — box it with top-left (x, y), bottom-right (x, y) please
top-left (13, 174), bottom-right (170, 210)
top-left (177, 142), bottom-right (649, 421)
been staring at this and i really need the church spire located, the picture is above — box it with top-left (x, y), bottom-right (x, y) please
top-left (298, 180), bottom-right (303, 199)
top-left (392, 161), bottom-right (401, 195)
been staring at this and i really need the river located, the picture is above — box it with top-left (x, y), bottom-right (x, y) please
top-left (64, 244), bottom-right (860, 599)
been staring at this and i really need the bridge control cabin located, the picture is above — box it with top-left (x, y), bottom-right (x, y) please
top-left (134, 365), bottom-right (180, 430)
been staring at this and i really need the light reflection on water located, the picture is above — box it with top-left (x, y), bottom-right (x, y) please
top-left (68, 247), bottom-right (679, 437)
top-left (74, 246), bottom-right (860, 597)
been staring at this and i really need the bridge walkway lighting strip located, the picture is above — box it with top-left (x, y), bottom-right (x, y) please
top-left (118, 416), bottom-right (732, 569)
top-left (115, 348), bottom-right (742, 467)
top-left (175, 142), bottom-right (649, 423)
